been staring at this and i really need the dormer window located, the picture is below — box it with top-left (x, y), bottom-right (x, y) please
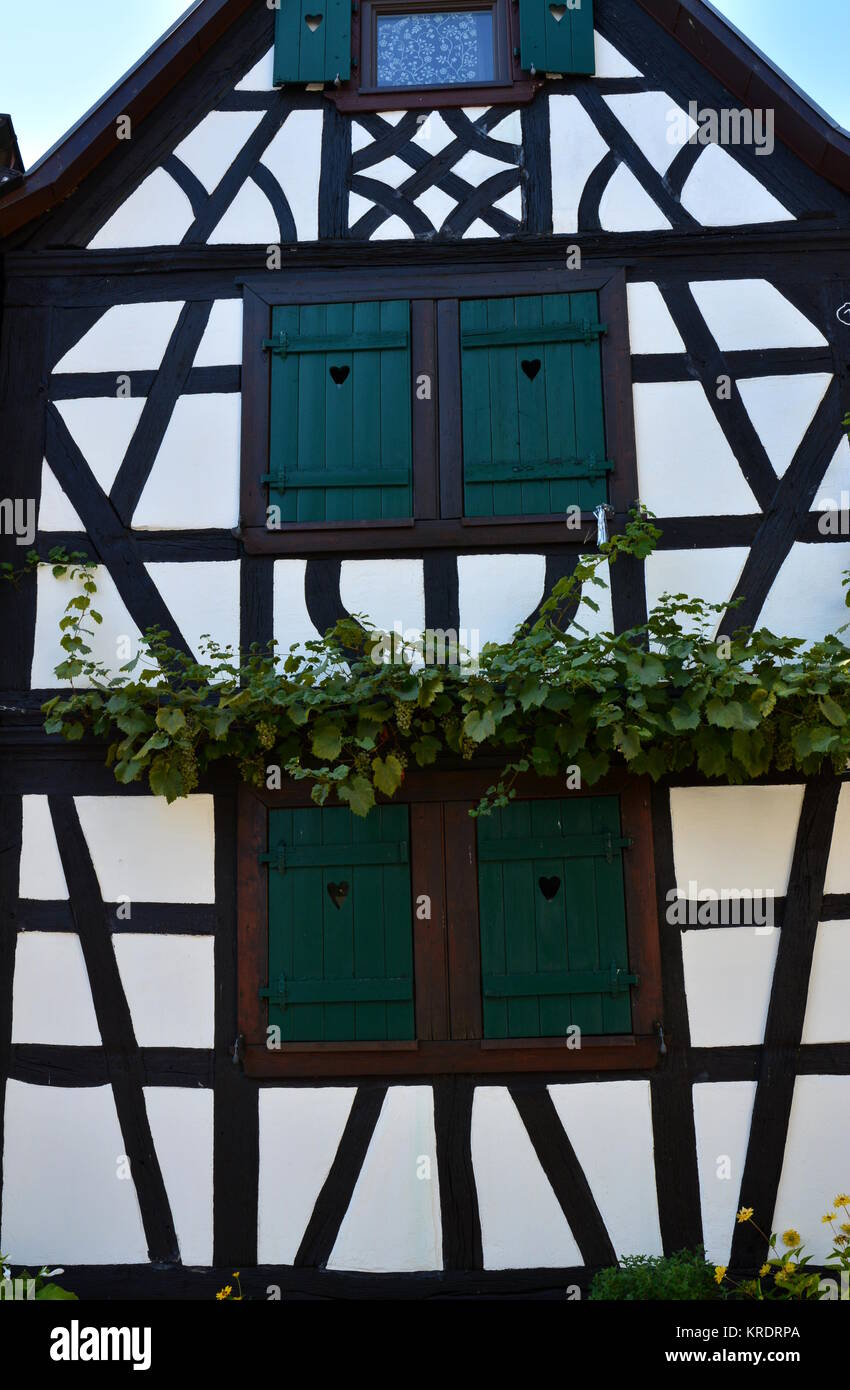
top-left (273, 0), bottom-right (595, 112)
top-left (366, 2), bottom-right (507, 93)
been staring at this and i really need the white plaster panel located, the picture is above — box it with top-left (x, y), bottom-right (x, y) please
top-left (19, 795), bottom-right (68, 899)
top-left (693, 1082), bottom-right (757, 1264)
top-left (487, 109), bottom-right (522, 143)
top-left (681, 144), bottom-right (794, 226)
top-left (493, 186), bottom-right (522, 219)
top-left (458, 553), bottom-right (545, 645)
top-left (626, 281), bottom-right (686, 354)
top-left (258, 1089), bottom-right (356, 1263)
top-left (689, 279), bottom-right (828, 351)
top-left (273, 558), bottom-right (322, 655)
top-left (351, 121), bottom-right (374, 153)
top-left (53, 301), bottom-right (184, 374)
top-left (236, 46), bottom-right (275, 90)
top-left (261, 109), bottom-right (323, 241)
top-left (603, 92), bottom-right (696, 175)
top-left (737, 374), bottom-right (832, 477)
top-left (670, 785), bottom-right (804, 897)
top-left (814, 436), bottom-right (850, 510)
top-left (193, 299), bottom-right (244, 367)
top-left (32, 564), bottom-right (144, 688)
top-left (376, 110), bottom-right (406, 126)
top-left (682, 928), bottom-right (779, 1047)
top-left (593, 32), bottom-right (642, 77)
top-left (0, 1082), bottom-right (148, 1264)
top-left (329, 1087), bottom-right (442, 1272)
top-left (364, 155), bottom-right (413, 188)
top-left (758, 541), bottom-right (850, 643)
top-left (453, 149), bottom-right (515, 184)
top-left (548, 1082), bottom-right (663, 1258)
top-left (550, 94), bottom-right (609, 235)
top-left (133, 393), bottom-right (241, 530)
top-left (633, 380), bottom-right (759, 515)
top-left (74, 795), bottom-right (215, 903)
top-left (144, 1089), bottom-right (214, 1264)
top-left (773, 1075), bottom-right (850, 1262)
top-left (112, 934), bottom-right (214, 1048)
top-left (208, 179), bottom-right (279, 244)
top-left (644, 547), bottom-right (748, 636)
top-left (802, 922), bottom-right (850, 1044)
top-left (414, 184), bottom-right (457, 229)
top-left (38, 461), bottom-right (85, 531)
top-left (174, 110), bottom-right (264, 193)
top-left (55, 397), bottom-right (145, 496)
top-left (371, 214), bottom-right (415, 240)
top-left (825, 784), bottom-right (850, 895)
top-left (88, 170), bottom-right (194, 249)
top-left (472, 1087), bottom-right (582, 1268)
top-left (600, 165), bottom-right (671, 232)
top-left (462, 217), bottom-right (495, 239)
top-left (340, 559), bottom-right (425, 641)
top-left (144, 560), bottom-right (241, 667)
top-left (348, 191), bottom-right (375, 226)
top-left (12, 934), bottom-right (101, 1046)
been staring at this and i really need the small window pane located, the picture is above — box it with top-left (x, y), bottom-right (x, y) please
top-left (376, 10), bottom-right (495, 88)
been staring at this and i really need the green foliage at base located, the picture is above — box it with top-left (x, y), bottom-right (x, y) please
top-left (588, 1248), bottom-right (722, 1301)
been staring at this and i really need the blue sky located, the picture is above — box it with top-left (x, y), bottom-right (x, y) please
top-left (1, 0), bottom-right (848, 167)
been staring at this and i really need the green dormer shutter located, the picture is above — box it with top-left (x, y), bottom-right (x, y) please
top-left (273, 0), bottom-right (352, 85)
top-left (477, 796), bottom-right (635, 1038)
top-left (263, 300), bottom-right (412, 523)
top-left (261, 805), bottom-right (414, 1042)
top-left (518, 0), bottom-right (595, 76)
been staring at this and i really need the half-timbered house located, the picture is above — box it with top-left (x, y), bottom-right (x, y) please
top-left (1, 0), bottom-right (849, 1297)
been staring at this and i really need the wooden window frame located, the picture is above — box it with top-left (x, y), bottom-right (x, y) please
top-left (239, 263), bottom-right (638, 556)
top-left (331, 0), bottom-right (540, 113)
top-left (237, 768), bottom-right (663, 1078)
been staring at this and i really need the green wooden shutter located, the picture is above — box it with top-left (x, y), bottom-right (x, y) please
top-left (264, 300), bottom-right (413, 523)
top-left (477, 796), bottom-right (635, 1039)
top-left (460, 292), bottom-right (610, 517)
top-left (262, 805), bottom-right (414, 1042)
top-left (273, 0), bottom-right (352, 85)
top-left (518, 0), bottom-right (595, 75)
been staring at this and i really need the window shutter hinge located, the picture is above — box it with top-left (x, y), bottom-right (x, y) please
top-left (609, 961), bottom-right (639, 995)
top-left (605, 830), bottom-right (633, 862)
top-left (260, 974), bottom-right (287, 1007)
top-left (259, 845), bottom-right (287, 873)
top-left (263, 331), bottom-right (288, 356)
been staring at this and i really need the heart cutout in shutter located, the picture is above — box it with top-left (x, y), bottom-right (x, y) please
top-left (521, 358), bottom-right (541, 381)
top-left (549, 3), bottom-right (567, 20)
top-left (305, 13), bottom-right (323, 31)
top-left (327, 881), bottom-right (349, 910)
top-left (329, 364), bottom-right (350, 385)
top-left (538, 875), bottom-right (561, 901)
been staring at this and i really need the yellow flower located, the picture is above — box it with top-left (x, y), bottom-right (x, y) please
top-left (233, 1271), bottom-right (240, 1278)
top-left (714, 1266), bottom-right (727, 1285)
top-left (737, 1207), bottom-right (754, 1224)
top-left (781, 1229), bottom-right (801, 1247)
top-left (835, 1235), bottom-right (849, 1248)
top-left (759, 1263), bottom-right (771, 1278)
top-left (775, 1270), bottom-right (787, 1284)
top-left (823, 1212), bottom-right (837, 1224)
top-left (834, 1194), bottom-right (850, 1208)
top-left (784, 1263), bottom-right (795, 1274)
top-left (216, 1284), bottom-right (232, 1301)
top-left (840, 1223), bottom-right (850, 1235)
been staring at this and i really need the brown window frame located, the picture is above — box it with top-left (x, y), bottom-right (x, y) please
top-left (239, 263), bottom-right (638, 557)
top-left (331, 0), bottom-right (540, 113)
top-left (237, 768), bottom-right (663, 1078)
